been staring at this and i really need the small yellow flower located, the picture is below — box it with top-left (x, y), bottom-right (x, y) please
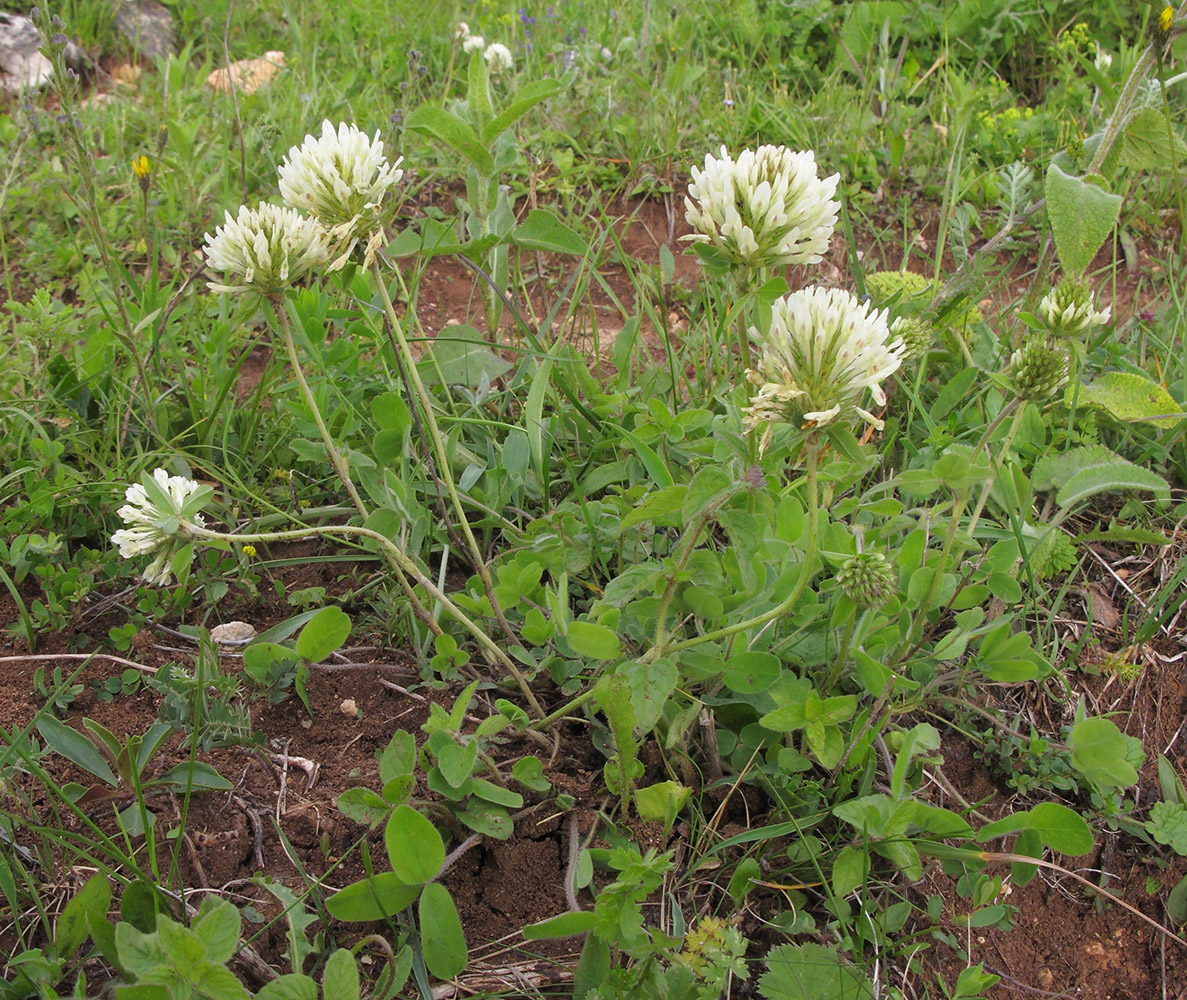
top-left (132, 155), bottom-right (150, 179)
top-left (1160, 5), bottom-right (1174, 32)
top-left (242, 544), bottom-right (257, 558)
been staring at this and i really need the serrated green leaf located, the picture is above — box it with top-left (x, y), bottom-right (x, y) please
top-left (759, 942), bottom-right (874, 1000)
top-left (192, 898), bottom-right (240, 964)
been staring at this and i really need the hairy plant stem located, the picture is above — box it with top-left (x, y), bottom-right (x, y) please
top-left (369, 263), bottom-right (524, 657)
top-left (188, 522), bottom-right (543, 716)
top-left (965, 400), bottom-right (1028, 539)
top-left (645, 435), bottom-right (823, 661)
top-left (270, 297), bottom-right (369, 519)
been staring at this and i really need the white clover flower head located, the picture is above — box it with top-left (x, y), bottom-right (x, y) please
top-left (484, 42), bottom-right (513, 71)
top-left (1094, 44), bottom-right (1113, 73)
top-left (1038, 277), bottom-right (1111, 337)
top-left (600, 46), bottom-right (613, 62)
top-left (278, 120), bottom-right (404, 267)
top-left (683, 144), bottom-right (840, 269)
top-left (455, 21), bottom-right (471, 41)
top-left (111, 469), bottom-right (210, 586)
top-left (743, 286), bottom-right (904, 452)
top-left (203, 202), bottom-right (330, 295)
top-left (463, 34), bottom-right (486, 54)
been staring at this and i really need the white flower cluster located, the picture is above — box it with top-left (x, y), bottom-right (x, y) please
top-left (111, 469), bottom-right (209, 586)
top-left (278, 120), bottom-right (404, 266)
top-left (1038, 277), bottom-right (1111, 337)
top-left (684, 145), bottom-right (840, 269)
top-left (455, 22), bottom-right (514, 71)
top-left (744, 287), bottom-right (904, 451)
top-left (203, 203), bottom-right (329, 295)
top-left (203, 120), bottom-right (404, 291)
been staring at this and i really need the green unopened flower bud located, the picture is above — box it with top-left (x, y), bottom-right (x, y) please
top-left (890, 315), bottom-right (933, 361)
top-left (1038, 277), bottom-right (1110, 337)
top-left (1007, 335), bottom-right (1070, 400)
top-left (835, 552), bottom-right (895, 608)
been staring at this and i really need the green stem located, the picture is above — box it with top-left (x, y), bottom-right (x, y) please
top-left (187, 522), bottom-right (544, 718)
top-left (965, 401), bottom-right (1028, 540)
top-left (271, 297), bottom-right (370, 519)
top-left (648, 436), bottom-right (823, 660)
top-left (651, 510), bottom-right (717, 654)
top-left (370, 262), bottom-right (521, 650)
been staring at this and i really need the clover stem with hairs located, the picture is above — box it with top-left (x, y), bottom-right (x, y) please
top-left (187, 521), bottom-right (543, 716)
top-left (268, 296), bottom-right (370, 519)
top-left (369, 260), bottom-right (523, 654)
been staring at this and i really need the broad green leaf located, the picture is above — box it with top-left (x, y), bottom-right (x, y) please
top-left (386, 217), bottom-right (500, 260)
top-left (1069, 717), bottom-right (1138, 789)
top-left (510, 209), bottom-right (586, 255)
top-left (113, 922), bottom-right (168, 978)
top-left (511, 756), bottom-right (551, 792)
top-left (294, 606), bottom-right (351, 663)
top-left (619, 656), bottom-right (676, 731)
top-left (620, 485), bottom-right (687, 531)
top-left (831, 845), bottom-right (869, 897)
top-left (1073, 371), bottom-right (1186, 429)
top-left (419, 328), bottom-right (513, 387)
top-left (566, 621), bottom-right (621, 661)
top-left (322, 948), bottom-right (360, 1000)
top-left (1044, 162), bottom-right (1122, 277)
top-left (55, 874), bottom-right (111, 959)
top-left (482, 78), bottom-right (563, 143)
top-left (1056, 462), bottom-right (1169, 509)
top-left (522, 910), bottom-right (597, 939)
top-left (255, 975), bottom-right (318, 1000)
top-left (1170, 874), bottom-right (1187, 925)
top-left (385, 806), bottom-right (446, 883)
top-left (634, 781), bottom-right (691, 832)
top-left (404, 105), bottom-right (493, 174)
top-left (723, 651), bottom-right (781, 695)
top-left (1027, 802), bottom-right (1093, 856)
top-left (325, 873), bottom-right (420, 922)
top-left (1120, 106), bottom-right (1187, 171)
top-left (192, 898), bottom-right (240, 964)
top-left (156, 761), bottom-right (233, 792)
top-left (457, 800), bottom-right (513, 839)
top-left (36, 716), bottom-right (116, 786)
top-left (418, 884), bottom-right (468, 980)
top-left (336, 788), bottom-right (392, 827)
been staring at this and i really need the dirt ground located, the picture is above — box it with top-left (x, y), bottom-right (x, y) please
top-left (2, 195), bottom-right (1186, 997)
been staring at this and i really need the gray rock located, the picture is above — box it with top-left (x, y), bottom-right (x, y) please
top-left (113, 0), bottom-right (175, 61)
top-left (0, 13), bottom-right (86, 94)
top-left (0, 13), bottom-right (54, 93)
